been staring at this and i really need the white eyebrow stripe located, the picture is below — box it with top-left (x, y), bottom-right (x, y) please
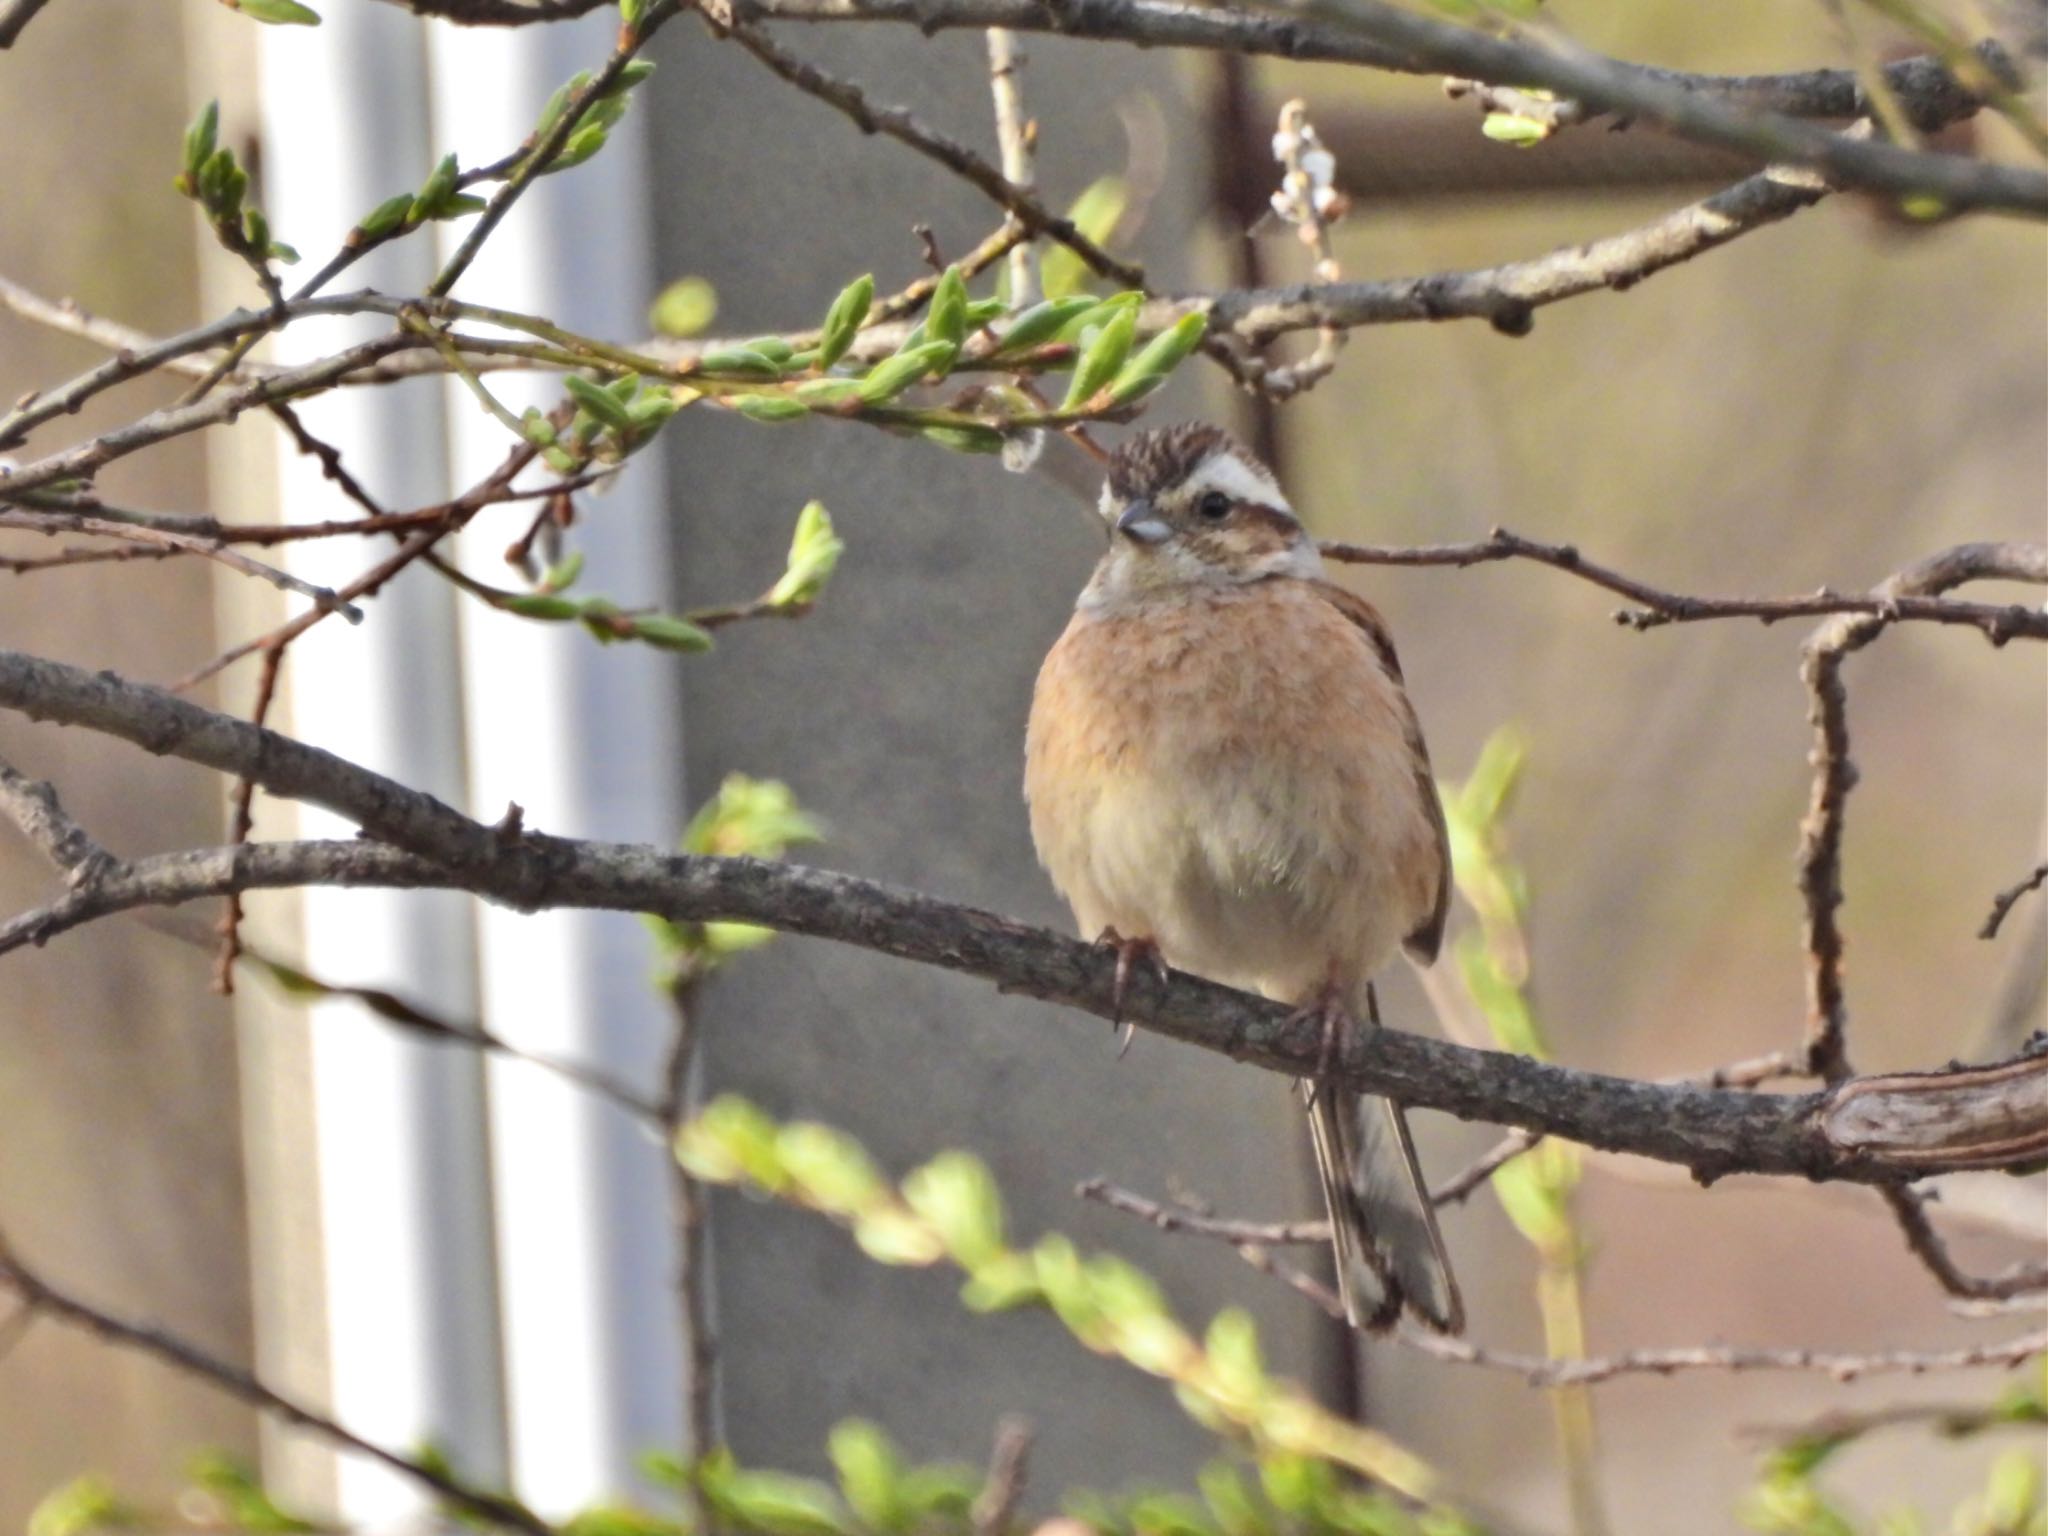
top-left (1196, 451), bottom-right (1291, 513)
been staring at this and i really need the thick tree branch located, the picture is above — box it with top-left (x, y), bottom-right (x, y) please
top-left (372, 0), bottom-right (610, 21)
top-left (1287, 0), bottom-right (2045, 218)
top-left (732, 0), bottom-right (2005, 135)
top-left (2, 646), bottom-right (2045, 1190)
top-left (0, 0), bottom-right (50, 47)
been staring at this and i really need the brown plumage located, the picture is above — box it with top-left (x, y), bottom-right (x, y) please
top-left (1024, 423), bottom-right (1463, 1334)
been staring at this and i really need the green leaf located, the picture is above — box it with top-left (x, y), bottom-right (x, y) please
top-left (28, 1477), bottom-right (134, 1536)
top-left (994, 296), bottom-right (1097, 356)
top-left (794, 379), bottom-right (864, 408)
top-left (1480, 113), bottom-right (1551, 146)
top-left (183, 101), bottom-right (219, 179)
top-left (901, 1151), bottom-right (1005, 1268)
top-left (553, 123), bottom-right (609, 171)
top-left (1106, 313), bottom-right (1207, 405)
top-left (895, 1467), bottom-right (978, 1523)
top-left (827, 1420), bottom-right (905, 1533)
top-left (231, 0), bottom-right (322, 23)
top-left (539, 552), bottom-right (585, 592)
top-left (610, 58), bottom-right (658, 94)
top-left (356, 193), bottom-right (416, 239)
top-left (958, 1252), bottom-right (1042, 1312)
top-left (1258, 1455), bottom-right (1336, 1519)
top-left (924, 265), bottom-right (969, 350)
top-left (650, 276), bottom-right (718, 338)
top-left (852, 1207), bottom-right (947, 1267)
top-left (1197, 1463), bottom-right (1267, 1536)
top-left (676, 1095), bottom-right (786, 1190)
top-left (698, 347), bottom-right (783, 378)
top-left (765, 501), bottom-right (844, 609)
top-left (502, 594), bottom-right (583, 621)
top-left (563, 374), bottom-right (637, 434)
top-left (732, 394), bottom-right (810, 423)
top-left (681, 774), bottom-right (825, 860)
top-left (708, 1471), bottom-right (847, 1536)
top-left (856, 342), bottom-right (954, 404)
top-left (919, 423), bottom-right (1004, 454)
top-left (1041, 176), bottom-right (1127, 300)
top-left (1203, 1308), bottom-right (1266, 1407)
top-left (1062, 302), bottom-right (1136, 409)
top-left (777, 1123), bottom-right (886, 1215)
top-left (1033, 1234), bottom-right (1108, 1348)
top-left (410, 152), bottom-right (459, 222)
top-left (629, 614), bottom-right (715, 652)
top-left (817, 273), bottom-right (874, 369)
top-left (563, 1506), bottom-right (685, 1536)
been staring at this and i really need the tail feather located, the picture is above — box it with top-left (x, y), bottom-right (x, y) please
top-left (1302, 1080), bottom-right (1464, 1335)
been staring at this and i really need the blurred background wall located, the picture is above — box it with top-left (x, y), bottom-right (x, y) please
top-left (0, 1), bottom-right (2042, 1531)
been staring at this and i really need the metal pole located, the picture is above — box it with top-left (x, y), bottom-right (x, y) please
top-left (425, 14), bottom-right (689, 1512)
top-left (255, 8), bottom-right (508, 1520)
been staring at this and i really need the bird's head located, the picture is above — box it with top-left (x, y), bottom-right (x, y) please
top-left (1085, 423), bottom-right (1323, 604)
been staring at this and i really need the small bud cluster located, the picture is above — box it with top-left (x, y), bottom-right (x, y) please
top-left (1268, 100), bottom-right (1346, 280)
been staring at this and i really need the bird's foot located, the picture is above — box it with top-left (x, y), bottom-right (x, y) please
top-left (1094, 927), bottom-right (1168, 1058)
top-left (1285, 980), bottom-right (1354, 1107)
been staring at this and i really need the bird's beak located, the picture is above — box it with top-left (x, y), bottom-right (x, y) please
top-left (1115, 499), bottom-right (1172, 545)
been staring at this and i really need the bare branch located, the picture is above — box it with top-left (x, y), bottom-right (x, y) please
top-left (984, 29), bottom-right (1039, 309)
top-left (0, 0), bottom-right (51, 48)
top-left (372, 0), bottom-right (610, 21)
top-left (430, 2), bottom-right (682, 297)
top-left (1284, 0), bottom-right (2045, 218)
top-left (1323, 532), bottom-right (2048, 642)
top-left (4, 650), bottom-right (2047, 1190)
top-left (0, 509), bottom-right (363, 621)
top-left (0, 755), bottom-right (111, 881)
top-left (732, 0), bottom-right (2005, 135)
top-left (971, 1416), bottom-right (1034, 1536)
top-left (1982, 861), bottom-right (2048, 940)
top-left (1084, 1180), bottom-right (2048, 1383)
top-left (1795, 542), bottom-right (2048, 1080)
top-left (699, 8), bottom-right (1143, 290)
top-left (0, 1229), bottom-right (558, 1535)
top-left (1881, 1185), bottom-right (2048, 1301)
top-left (1404, 1323), bottom-right (2048, 1387)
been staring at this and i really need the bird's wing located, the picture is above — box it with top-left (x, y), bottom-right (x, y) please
top-left (1306, 580), bottom-right (1453, 965)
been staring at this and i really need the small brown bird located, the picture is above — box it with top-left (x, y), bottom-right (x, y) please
top-left (1024, 422), bottom-right (1463, 1334)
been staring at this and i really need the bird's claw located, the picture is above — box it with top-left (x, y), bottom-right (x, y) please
top-left (1095, 928), bottom-right (1167, 1058)
top-left (1285, 982), bottom-right (1352, 1107)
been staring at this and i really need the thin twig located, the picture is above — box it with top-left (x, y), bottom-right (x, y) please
top-left (984, 29), bottom-right (1039, 309)
top-left (1881, 1185), bottom-right (2048, 1301)
top-left (0, 509), bottom-right (363, 621)
top-left (430, 2), bottom-right (682, 298)
top-left (1083, 1179), bottom-right (2048, 1384)
top-left (659, 968), bottom-right (720, 1523)
top-left (1322, 531), bottom-right (2048, 644)
top-left (970, 1416), bottom-right (1034, 1536)
top-left (212, 644), bottom-right (284, 994)
top-left (1981, 861), bottom-right (2048, 941)
top-left (0, 1230), bottom-right (559, 1535)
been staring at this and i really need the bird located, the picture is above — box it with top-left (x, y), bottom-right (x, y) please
top-left (1023, 421), bottom-right (1463, 1335)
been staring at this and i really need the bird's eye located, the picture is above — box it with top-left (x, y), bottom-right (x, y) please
top-left (1197, 490), bottom-right (1232, 521)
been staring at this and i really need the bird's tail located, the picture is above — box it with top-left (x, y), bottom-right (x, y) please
top-left (1302, 1079), bottom-right (1464, 1335)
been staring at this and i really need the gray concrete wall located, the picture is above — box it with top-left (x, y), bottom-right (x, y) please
top-left (644, 25), bottom-right (1327, 1492)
